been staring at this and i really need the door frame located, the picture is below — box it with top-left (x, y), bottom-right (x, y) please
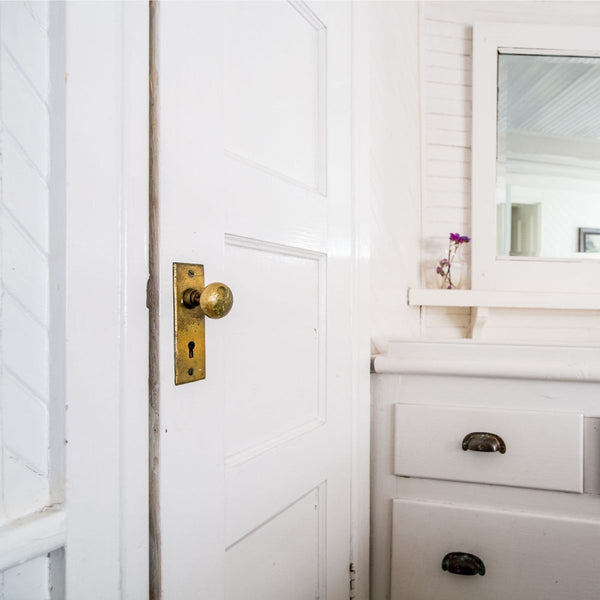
top-left (63, 2), bottom-right (149, 597)
top-left (63, 1), bottom-right (370, 598)
top-left (350, 4), bottom-right (372, 597)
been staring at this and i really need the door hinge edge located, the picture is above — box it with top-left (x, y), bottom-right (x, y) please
top-left (349, 562), bottom-right (356, 599)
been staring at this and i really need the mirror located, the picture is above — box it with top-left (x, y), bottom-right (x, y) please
top-left (496, 53), bottom-right (600, 259)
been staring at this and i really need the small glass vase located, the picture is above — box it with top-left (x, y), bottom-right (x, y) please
top-left (435, 260), bottom-right (466, 289)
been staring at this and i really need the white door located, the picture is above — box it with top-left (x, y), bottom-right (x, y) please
top-left (154, 2), bottom-right (355, 598)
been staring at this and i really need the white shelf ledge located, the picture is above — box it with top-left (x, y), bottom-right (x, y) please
top-left (408, 288), bottom-right (600, 311)
top-left (408, 288), bottom-right (600, 338)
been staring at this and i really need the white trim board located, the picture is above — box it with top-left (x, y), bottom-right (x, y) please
top-left (0, 510), bottom-right (66, 572)
top-left (350, 2), bottom-right (372, 597)
top-left (63, 2), bottom-right (149, 597)
top-left (372, 339), bottom-right (600, 381)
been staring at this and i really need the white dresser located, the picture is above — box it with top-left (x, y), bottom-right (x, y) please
top-left (371, 340), bottom-right (600, 600)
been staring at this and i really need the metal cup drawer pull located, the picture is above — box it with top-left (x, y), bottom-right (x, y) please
top-left (462, 432), bottom-right (506, 454)
top-left (442, 552), bottom-right (486, 576)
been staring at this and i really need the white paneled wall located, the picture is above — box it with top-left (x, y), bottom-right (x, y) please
top-left (1, 0), bottom-right (51, 523)
top-left (421, 13), bottom-right (472, 271)
top-left (418, 1), bottom-right (600, 341)
top-left (0, 1), bottom-right (53, 596)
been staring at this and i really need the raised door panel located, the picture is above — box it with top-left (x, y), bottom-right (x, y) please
top-left (225, 485), bottom-right (325, 600)
top-left (222, 236), bottom-right (326, 461)
top-left (224, 1), bottom-right (326, 191)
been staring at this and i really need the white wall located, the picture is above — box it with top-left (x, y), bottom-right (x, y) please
top-left (1, 0), bottom-right (51, 524)
top-left (370, 1), bottom-right (600, 344)
top-left (1, 555), bottom-right (52, 600)
top-left (0, 2), bottom-right (59, 596)
top-left (368, 1), bottom-right (422, 351)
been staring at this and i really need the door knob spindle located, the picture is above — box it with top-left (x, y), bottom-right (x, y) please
top-left (182, 282), bottom-right (233, 319)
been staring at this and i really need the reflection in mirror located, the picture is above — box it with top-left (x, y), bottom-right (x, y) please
top-left (496, 53), bottom-right (600, 259)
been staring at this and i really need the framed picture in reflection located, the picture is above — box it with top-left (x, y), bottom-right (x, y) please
top-left (578, 228), bottom-right (600, 253)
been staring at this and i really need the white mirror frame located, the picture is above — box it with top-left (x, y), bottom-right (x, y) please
top-left (472, 22), bottom-right (600, 293)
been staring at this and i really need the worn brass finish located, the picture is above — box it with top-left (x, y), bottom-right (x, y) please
top-left (173, 263), bottom-right (234, 384)
top-left (173, 263), bottom-right (207, 384)
top-left (200, 282), bottom-right (234, 319)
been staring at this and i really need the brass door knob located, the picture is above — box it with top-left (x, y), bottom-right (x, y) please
top-left (182, 282), bottom-right (234, 319)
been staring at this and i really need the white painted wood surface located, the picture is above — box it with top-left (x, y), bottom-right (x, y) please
top-left (0, 509), bottom-right (65, 572)
top-left (0, 0), bottom-right (51, 527)
top-left (63, 2), bottom-right (149, 598)
top-left (391, 498), bottom-right (600, 600)
top-left (374, 339), bottom-right (600, 381)
top-left (350, 4), bottom-right (373, 597)
top-left (1, 3), bottom-right (150, 597)
top-left (368, 1), bottom-right (421, 343)
top-left (156, 2), bottom-right (360, 598)
top-left (2, 555), bottom-right (51, 600)
top-left (0, 2), bottom-right (56, 597)
top-left (394, 404), bottom-right (583, 492)
top-left (371, 339), bottom-right (600, 600)
top-left (409, 288), bottom-right (600, 310)
top-left (408, 288), bottom-right (600, 339)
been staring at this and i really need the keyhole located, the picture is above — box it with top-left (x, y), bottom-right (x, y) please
top-left (188, 341), bottom-right (195, 359)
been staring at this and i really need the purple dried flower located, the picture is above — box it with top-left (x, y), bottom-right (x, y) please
top-left (450, 232), bottom-right (471, 244)
top-left (435, 232), bottom-right (471, 289)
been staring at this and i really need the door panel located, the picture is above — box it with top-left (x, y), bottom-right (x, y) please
top-left (225, 485), bottom-right (326, 600)
top-left (222, 237), bottom-right (325, 458)
top-left (155, 2), bottom-right (353, 598)
top-left (223, 1), bottom-right (326, 190)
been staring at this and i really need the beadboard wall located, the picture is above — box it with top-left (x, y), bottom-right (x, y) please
top-left (370, 1), bottom-right (600, 346)
top-left (0, 1), bottom-right (54, 596)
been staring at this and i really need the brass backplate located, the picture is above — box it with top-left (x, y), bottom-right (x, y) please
top-left (173, 263), bottom-right (206, 384)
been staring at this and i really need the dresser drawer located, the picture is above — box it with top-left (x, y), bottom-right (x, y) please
top-left (394, 404), bottom-right (583, 492)
top-left (391, 499), bottom-right (600, 600)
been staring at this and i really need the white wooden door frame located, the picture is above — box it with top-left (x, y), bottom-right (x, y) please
top-left (60, 1), bottom-right (369, 598)
top-left (63, 2), bottom-right (149, 597)
top-left (350, 3), bottom-right (371, 599)
top-left (0, 2), bottom-right (148, 597)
